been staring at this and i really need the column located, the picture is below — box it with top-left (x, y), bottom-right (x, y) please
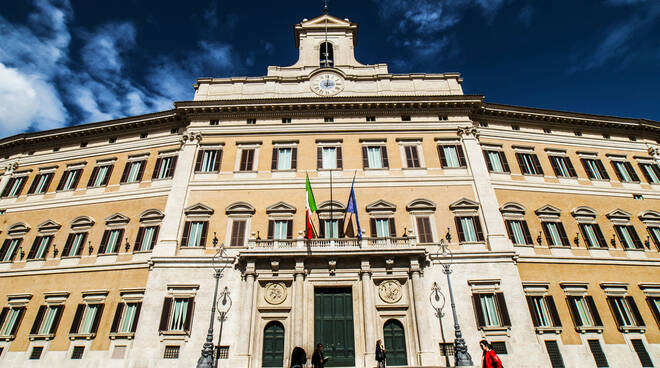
top-left (237, 261), bottom-right (257, 362)
top-left (459, 126), bottom-right (512, 251)
top-left (293, 259), bottom-right (305, 346)
top-left (410, 258), bottom-right (435, 365)
top-left (153, 132), bottom-right (201, 257)
top-left (360, 259), bottom-right (376, 366)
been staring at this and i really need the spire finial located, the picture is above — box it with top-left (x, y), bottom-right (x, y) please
top-left (324, 0), bottom-right (328, 14)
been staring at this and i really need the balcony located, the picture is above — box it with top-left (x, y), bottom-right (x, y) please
top-left (248, 236), bottom-right (416, 249)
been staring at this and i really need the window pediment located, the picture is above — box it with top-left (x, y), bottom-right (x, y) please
top-left (140, 209), bottom-right (164, 223)
top-left (37, 220), bottom-right (61, 234)
top-left (571, 206), bottom-right (596, 222)
top-left (500, 202), bottom-right (526, 219)
top-left (406, 199), bottom-right (436, 213)
top-left (639, 210), bottom-right (660, 225)
top-left (71, 216), bottom-right (95, 230)
top-left (449, 198), bottom-right (479, 216)
top-left (317, 200), bottom-right (345, 220)
top-left (225, 202), bottom-right (256, 216)
top-left (105, 213), bottom-right (130, 227)
top-left (535, 205), bottom-right (562, 219)
top-left (606, 209), bottom-right (632, 224)
top-left (184, 203), bottom-right (214, 218)
top-left (366, 199), bottom-right (396, 214)
top-left (266, 201), bottom-right (297, 215)
top-left (7, 222), bottom-right (30, 236)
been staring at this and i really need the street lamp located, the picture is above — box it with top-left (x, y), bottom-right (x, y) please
top-left (435, 236), bottom-right (473, 366)
top-left (197, 233), bottom-right (230, 368)
top-left (216, 286), bottom-right (232, 357)
top-left (430, 282), bottom-right (450, 367)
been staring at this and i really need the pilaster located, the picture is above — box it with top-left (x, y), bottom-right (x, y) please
top-left (409, 257), bottom-right (435, 365)
top-left (293, 259), bottom-right (305, 347)
top-left (237, 260), bottom-right (257, 365)
top-left (360, 259), bottom-right (376, 367)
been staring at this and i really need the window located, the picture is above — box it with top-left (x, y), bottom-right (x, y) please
top-left (401, 115), bottom-right (411, 121)
top-left (647, 297), bottom-right (660, 327)
top-left (29, 346), bottom-right (44, 360)
top-left (61, 232), bottom-right (88, 257)
top-left (239, 149), bottom-right (255, 171)
top-left (438, 115), bottom-right (448, 121)
top-left (437, 144), bottom-right (466, 168)
top-left (159, 297), bottom-right (194, 333)
top-left (216, 346), bottom-right (230, 359)
top-left (134, 226), bottom-right (159, 252)
top-left (544, 340), bottom-right (565, 368)
top-left (549, 156), bottom-right (577, 178)
top-left (152, 155), bottom-right (177, 180)
top-left (491, 342), bottom-right (507, 355)
top-left (80, 142), bottom-right (88, 147)
top-left (516, 152), bottom-right (544, 175)
top-left (512, 125), bottom-right (520, 130)
top-left (210, 119), bottom-right (219, 126)
top-left (581, 158), bottom-right (610, 180)
top-left (181, 221), bottom-right (208, 247)
top-left (587, 339), bottom-right (609, 367)
top-left (362, 145), bottom-right (389, 169)
top-left (611, 160), bottom-right (639, 182)
top-left (282, 118), bottom-right (291, 124)
top-left (247, 119), bottom-right (256, 125)
top-left (120, 160), bottom-right (146, 183)
top-left (71, 346), bottom-right (85, 359)
top-left (649, 226), bottom-right (660, 250)
top-left (164, 345), bottom-right (180, 359)
top-left (26, 235), bottom-right (53, 260)
top-left (455, 216), bottom-right (484, 243)
top-left (268, 220), bottom-right (293, 240)
top-left (1, 176), bottom-right (28, 198)
top-left (30, 305), bottom-right (64, 336)
top-left (0, 306), bottom-right (26, 337)
top-left (505, 220), bottom-right (533, 245)
top-left (574, 131), bottom-right (582, 136)
top-left (195, 149), bottom-right (222, 173)
top-left (271, 147), bottom-right (298, 171)
top-left (526, 296), bottom-right (561, 328)
top-left (324, 117), bottom-right (334, 123)
top-left (483, 150), bottom-right (510, 173)
top-left (607, 296), bottom-right (645, 328)
top-left (579, 223), bottom-right (607, 248)
top-left (0, 238), bottom-right (22, 262)
top-left (567, 295), bottom-right (603, 328)
top-left (472, 292), bottom-right (511, 328)
top-left (403, 145), bottom-right (421, 168)
top-left (614, 225), bottom-right (643, 249)
top-left (319, 42), bottom-right (333, 67)
top-left (631, 339), bottom-right (654, 367)
top-left (438, 343), bottom-right (455, 356)
top-left (317, 145), bottom-right (342, 170)
top-left (99, 229), bottom-right (124, 254)
top-left (416, 217), bottom-right (433, 243)
top-left (320, 219), bottom-right (343, 239)
top-left (140, 132), bottom-right (148, 139)
top-left (69, 303), bottom-right (104, 335)
top-left (87, 163), bottom-right (114, 187)
top-left (27, 172), bottom-right (54, 195)
top-left (543, 128), bottom-right (552, 133)
top-left (542, 222), bottom-right (570, 246)
top-left (110, 302), bottom-right (142, 334)
top-left (109, 137), bottom-right (117, 143)
top-left (369, 218), bottom-right (395, 238)
top-left (229, 220), bottom-right (247, 246)
top-left (639, 162), bottom-right (660, 184)
top-left (56, 168), bottom-right (82, 191)
top-left (366, 116), bottom-right (376, 122)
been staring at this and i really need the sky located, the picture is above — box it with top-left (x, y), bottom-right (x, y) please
top-left (1, 0), bottom-right (659, 137)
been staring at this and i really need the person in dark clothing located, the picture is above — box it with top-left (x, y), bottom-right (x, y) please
top-left (480, 340), bottom-right (503, 368)
top-left (291, 346), bottom-right (307, 368)
top-left (376, 339), bottom-right (386, 368)
top-left (311, 343), bottom-right (329, 368)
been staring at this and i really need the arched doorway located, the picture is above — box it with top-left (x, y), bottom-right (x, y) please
top-left (383, 319), bottom-right (407, 366)
top-left (262, 321), bottom-right (284, 367)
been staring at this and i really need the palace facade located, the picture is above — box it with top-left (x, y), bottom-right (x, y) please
top-left (0, 12), bottom-right (659, 368)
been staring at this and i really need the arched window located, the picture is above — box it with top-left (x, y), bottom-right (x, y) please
top-left (262, 321), bottom-right (285, 367)
top-left (383, 319), bottom-right (407, 366)
top-left (320, 42), bottom-right (334, 67)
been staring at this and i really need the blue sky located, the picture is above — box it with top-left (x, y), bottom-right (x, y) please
top-left (1, 0), bottom-right (659, 137)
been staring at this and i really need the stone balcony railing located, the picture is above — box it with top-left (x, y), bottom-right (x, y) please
top-left (247, 236), bottom-right (416, 249)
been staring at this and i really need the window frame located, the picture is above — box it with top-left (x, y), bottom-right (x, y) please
top-left (26, 235), bottom-right (54, 261)
top-left (515, 151), bottom-right (544, 176)
top-left (271, 143), bottom-right (298, 172)
top-left (56, 166), bottom-right (83, 192)
top-left (27, 170), bottom-right (55, 195)
top-left (437, 143), bottom-right (466, 169)
top-left (0, 237), bottom-right (22, 263)
top-left (398, 139), bottom-right (424, 169)
top-left (87, 161), bottom-right (115, 188)
top-left (151, 152), bottom-right (178, 180)
top-left (159, 296), bottom-right (195, 335)
top-left (235, 143), bottom-right (261, 172)
top-left (120, 157), bottom-right (147, 184)
top-left (316, 141), bottom-right (343, 170)
top-left (0, 305), bottom-right (26, 339)
top-left (1, 174), bottom-right (29, 198)
top-left (69, 302), bottom-right (105, 338)
top-left (194, 147), bottom-right (223, 173)
top-left (61, 232), bottom-right (88, 258)
top-left (609, 157), bottom-right (640, 183)
top-left (637, 161), bottom-right (660, 184)
top-left (579, 155), bottom-right (610, 181)
top-left (361, 142), bottom-right (389, 170)
top-left (548, 154), bottom-right (577, 178)
top-left (483, 148), bottom-right (510, 173)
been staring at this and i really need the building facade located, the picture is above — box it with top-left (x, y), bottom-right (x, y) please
top-left (0, 12), bottom-right (659, 368)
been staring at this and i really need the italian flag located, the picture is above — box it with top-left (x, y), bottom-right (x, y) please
top-left (305, 174), bottom-right (317, 239)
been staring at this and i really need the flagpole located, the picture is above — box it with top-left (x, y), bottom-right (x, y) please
top-left (329, 168), bottom-right (333, 238)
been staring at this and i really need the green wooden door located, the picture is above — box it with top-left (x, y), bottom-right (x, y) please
top-left (314, 288), bottom-right (355, 367)
top-left (383, 319), bottom-right (407, 366)
top-left (262, 321), bottom-right (284, 367)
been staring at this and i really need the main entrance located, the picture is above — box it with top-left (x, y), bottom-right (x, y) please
top-left (314, 288), bottom-right (355, 367)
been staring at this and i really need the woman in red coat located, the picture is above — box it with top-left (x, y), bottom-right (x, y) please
top-left (480, 340), bottom-right (503, 368)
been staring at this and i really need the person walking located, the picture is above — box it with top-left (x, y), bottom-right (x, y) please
top-left (375, 339), bottom-right (386, 368)
top-left (312, 343), bottom-right (329, 368)
top-left (480, 340), bottom-right (503, 368)
top-left (290, 346), bottom-right (307, 368)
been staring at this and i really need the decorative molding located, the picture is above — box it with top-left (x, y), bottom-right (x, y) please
top-left (366, 199), bottom-right (396, 214)
top-left (183, 203), bottom-right (214, 218)
top-left (378, 280), bottom-right (403, 303)
top-left (81, 290), bottom-right (109, 303)
top-left (559, 282), bottom-right (589, 296)
top-left (225, 202), bottom-right (256, 216)
top-left (7, 293), bottom-right (32, 307)
top-left (405, 198), bottom-right (436, 213)
top-left (639, 283), bottom-right (660, 297)
top-left (457, 126), bottom-right (479, 139)
top-left (43, 291), bottom-right (70, 305)
top-left (467, 279), bottom-right (501, 292)
top-left (535, 205), bottom-right (562, 219)
top-left (606, 209), bottom-right (632, 224)
top-left (139, 209), bottom-right (165, 223)
top-left (7, 222), bottom-right (30, 236)
top-left (105, 213), bottom-right (130, 227)
top-left (36, 220), bottom-right (61, 234)
top-left (263, 282), bottom-right (286, 305)
top-left (266, 201), bottom-right (297, 215)
top-left (71, 216), bottom-right (95, 231)
top-left (571, 207), bottom-right (597, 222)
top-left (500, 202), bottom-right (526, 219)
top-left (449, 197), bottom-right (480, 215)
top-left (599, 282), bottom-right (628, 296)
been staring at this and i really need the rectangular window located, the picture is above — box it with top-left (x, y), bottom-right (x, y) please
top-left (324, 117), bottom-right (334, 123)
top-left (438, 145), bottom-right (466, 168)
top-left (70, 303), bottom-right (104, 335)
top-left (1, 176), bottom-right (27, 198)
top-left (416, 217), bottom-right (433, 243)
top-left (56, 168), bottom-right (83, 191)
top-left (526, 296), bottom-right (561, 328)
top-left (401, 115), bottom-right (411, 121)
top-left (611, 160), bottom-right (639, 183)
top-left (239, 149), bottom-right (255, 171)
top-left (159, 297), bottom-right (194, 332)
top-left (267, 219), bottom-right (293, 240)
top-left (271, 147), bottom-right (297, 171)
top-left (455, 216), bottom-right (484, 243)
top-left (26, 235), bottom-right (53, 260)
top-left (549, 156), bottom-right (577, 178)
top-left (483, 150), bottom-right (510, 173)
top-left (362, 145), bottom-right (388, 169)
top-left (134, 226), bottom-right (159, 252)
top-left (195, 150), bottom-right (222, 173)
top-left (110, 302), bottom-right (142, 334)
top-left (516, 152), bottom-right (544, 175)
top-left (317, 146), bottom-right (342, 170)
top-left (164, 345), bottom-right (180, 359)
top-left (321, 219), bottom-right (341, 239)
top-left (27, 172), bottom-right (54, 194)
top-left (181, 221), bottom-right (208, 247)
top-left (30, 305), bottom-right (64, 336)
top-left (567, 295), bottom-right (602, 328)
top-left (230, 220), bottom-right (247, 246)
top-left (579, 223), bottom-right (607, 248)
top-left (505, 220), bottom-right (533, 245)
top-left (581, 158), bottom-right (610, 180)
top-left (607, 296), bottom-right (645, 328)
top-left (246, 119), bottom-right (256, 125)
top-left (366, 116), bottom-right (376, 122)
top-left (0, 306), bottom-right (26, 336)
top-left (29, 346), bottom-right (44, 360)
top-left (588, 339), bottom-right (609, 367)
top-left (404, 145), bottom-right (421, 168)
top-left (282, 118), bottom-right (292, 124)
top-left (639, 163), bottom-right (660, 184)
top-left (71, 346), bottom-right (85, 359)
top-left (542, 222), bottom-right (570, 246)
top-left (99, 229), bottom-right (124, 254)
top-left (614, 225), bottom-right (643, 249)
top-left (370, 218), bottom-right (396, 238)
top-left (120, 160), bottom-right (146, 183)
top-left (152, 156), bottom-right (177, 180)
top-left (649, 227), bottom-right (660, 250)
top-left (472, 292), bottom-right (511, 328)
top-left (61, 232), bottom-right (88, 257)
top-left (631, 339), bottom-right (654, 367)
top-left (544, 340), bottom-right (565, 368)
top-left (87, 164), bottom-right (114, 187)
top-left (0, 238), bottom-right (22, 262)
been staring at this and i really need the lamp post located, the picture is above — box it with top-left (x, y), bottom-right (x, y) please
top-left (197, 233), bottom-right (229, 368)
top-left (430, 282), bottom-right (450, 367)
top-left (216, 286), bottom-right (232, 357)
top-left (436, 235), bottom-right (473, 366)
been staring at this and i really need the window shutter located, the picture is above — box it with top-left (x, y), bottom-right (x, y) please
top-left (456, 145), bottom-right (466, 167)
top-left (581, 159), bottom-right (594, 178)
top-left (30, 305), bottom-right (47, 334)
top-left (101, 165), bottom-right (113, 186)
top-left (199, 222), bottom-right (209, 247)
top-left (639, 163), bottom-right (654, 183)
top-left (61, 234), bottom-right (75, 257)
top-left (180, 222), bottom-right (191, 247)
top-left (541, 223), bottom-right (553, 246)
top-left (455, 217), bottom-right (465, 242)
top-left (483, 151), bottom-right (493, 171)
top-left (381, 146), bottom-right (389, 168)
top-left (87, 167), bottom-right (99, 186)
top-left (49, 305), bottom-right (64, 334)
top-left (135, 161), bottom-right (146, 182)
top-left (98, 230), bottom-right (110, 254)
top-left (526, 296), bottom-right (540, 327)
top-left (610, 161), bottom-right (624, 181)
top-left (405, 146), bottom-right (414, 168)
top-left (231, 221), bottom-right (246, 246)
top-left (27, 175), bottom-right (40, 194)
top-left (557, 223), bottom-right (570, 246)
top-left (150, 226), bottom-right (160, 250)
top-left (70, 304), bottom-right (85, 333)
top-left (496, 292), bottom-right (512, 326)
top-left (26, 237), bottom-right (40, 260)
top-left (151, 158), bottom-right (162, 179)
top-left (437, 146), bottom-right (447, 167)
top-left (339, 219), bottom-right (345, 238)
top-left (56, 172), bottom-right (67, 191)
top-left (566, 296), bottom-right (583, 327)
top-left (267, 220), bottom-right (274, 240)
top-left (110, 303), bottom-right (123, 333)
top-left (546, 296), bottom-right (562, 327)
top-left (115, 229), bottom-right (125, 252)
top-left (595, 160), bottom-right (609, 180)
top-left (9, 238), bottom-right (21, 261)
top-left (183, 298), bottom-right (195, 332)
top-left (593, 225), bottom-right (607, 248)
top-left (586, 296), bottom-right (603, 326)
top-left (628, 226), bottom-right (643, 249)
top-left (1, 178), bottom-right (14, 197)
top-left (499, 151), bottom-right (510, 172)
top-left (286, 220), bottom-right (293, 239)
top-left (194, 150), bottom-right (204, 171)
top-left (565, 158), bottom-right (577, 177)
top-left (317, 147), bottom-right (323, 169)
top-left (522, 220), bottom-right (533, 245)
top-left (416, 217), bottom-right (432, 243)
top-left (90, 304), bottom-right (104, 333)
top-left (607, 297), bottom-right (624, 328)
top-left (646, 297), bottom-right (660, 327)
top-left (41, 173), bottom-right (54, 193)
top-left (388, 218), bottom-right (396, 238)
top-left (626, 296), bottom-right (645, 327)
top-left (131, 302), bottom-right (142, 333)
top-left (246, 150), bottom-right (255, 171)
top-left (336, 146), bottom-right (343, 169)
top-left (271, 148), bottom-right (278, 170)
top-left (159, 298), bottom-right (173, 331)
top-left (515, 153), bottom-right (526, 174)
top-left (319, 220), bottom-right (325, 238)
top-left (549, 157), bottom-right (561, 177)
top-left (214, 150), bottom-right (222, 172)
top-left (10, 307), bottom-right (25, 335)
top-left (120, 163), bottom-right (131, 183)
top-left (362, 146), bottom-right (369, 168)
top-left (291, 147), bottom-right (298, 170)
top-left (473, 216), bottom-right (485, 241)
top-left (370, 218), bottom-right (377, 238)
top-left (472, 294), bottom-right (486, 328)
top-left (624, 162), bottom-right (639, 182)
top-left (532, 154), bottom-right (544, 175)
top-left (505, 220), bottom-right (514, 242)
top-left (0, 308), bottom-right (8, 332)
top-left (166, 157), bottom-right (177, 178)
top-left (133, 227), bottom-right (145, 252)
top-left (75, 233), bottom-right (87, 256)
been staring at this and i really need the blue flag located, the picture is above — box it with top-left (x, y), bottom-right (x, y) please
top-left (346, 183), bottom-right (362, 239)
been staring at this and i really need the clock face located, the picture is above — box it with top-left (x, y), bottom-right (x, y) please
top-left (311, 72), bottom-right (345, 96)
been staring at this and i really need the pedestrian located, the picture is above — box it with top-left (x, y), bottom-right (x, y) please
top-left (291, 346), bottom-right (307, 368)
top-left (312, 343), bottom-right (329, 368)
top-left (480, 340), bottom-right (503, 368)
top-left (375, 339), bottom-right (386, 368)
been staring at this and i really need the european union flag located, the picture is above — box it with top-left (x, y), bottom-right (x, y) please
top-left (345, 183), bottom-right (362, 239)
